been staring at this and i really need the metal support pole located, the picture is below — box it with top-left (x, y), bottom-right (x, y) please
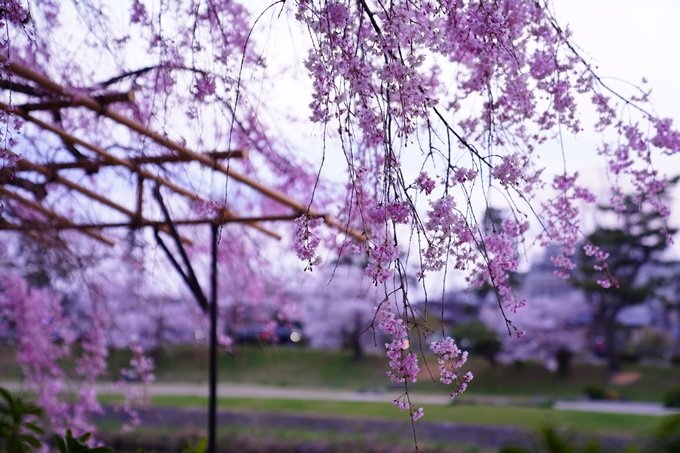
top-left (208, 222), bottom-right (219, 453)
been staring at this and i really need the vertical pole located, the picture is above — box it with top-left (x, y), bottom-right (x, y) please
top-left (208, 222), bottom-right (218, 453)
top-left (136, 174), bottom-right (144, 222)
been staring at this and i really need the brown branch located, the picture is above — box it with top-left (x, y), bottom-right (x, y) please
top-left (0, 218), bottom-right (57, 246)
top-left (97, 66), bottom-right (163, 88)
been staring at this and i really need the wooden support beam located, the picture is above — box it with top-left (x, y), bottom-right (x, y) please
top-left (6, 153), bottom-right (194, 244)
top-left (0, 186), bottom-right (115, 246)
top-left (1, 58), bottom-right (367, 243)
top-left (0, 218), bottom-right (57, 246)
top-left (0, 105), bottom-right (278, 239)
top-left (136, 174), bottom-right (144, 226)
top-left (14, 150), bottom-right (247, 172)
top-left (0, 214), bottom-right (298, 233)
top-left (16, 91), bottom-right (136, 112)
top-left (0, 79), bottom-right (46, 97)
top-left (0, 167), bottom-right (47, 198)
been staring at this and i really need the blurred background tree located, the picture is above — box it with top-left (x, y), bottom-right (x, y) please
top-left (451, 321), bottom-right (502, 367)
top-left (574, 186), bottom-right (678, 371)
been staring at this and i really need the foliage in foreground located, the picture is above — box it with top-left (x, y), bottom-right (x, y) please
top-left (0, 387), bottom-right (44, 453)
top-left (664, 389), bottom-right (680, 409)
top-left (499, 417), bottom-right (680, 453)
top-left (55, 429), bottom-right (113, 453)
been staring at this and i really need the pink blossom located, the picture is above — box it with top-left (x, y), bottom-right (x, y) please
top-left (415, 172), bottom-right (435, 195)
top-left (294, 214), bottom-right (324, 271)
top-left (411, 407), bottom-right (424, 421)
top-left (377, 305), bottom-right (420, 384)
top-left (393, 399), bottom-right (410, 411)
top-left (597, 279), bottom-right (612, 288)
top-left (366, 240), bottom-right (399, 284)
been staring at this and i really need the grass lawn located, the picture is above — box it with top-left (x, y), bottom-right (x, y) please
top-left (97, 394), bottom-right (663, 437)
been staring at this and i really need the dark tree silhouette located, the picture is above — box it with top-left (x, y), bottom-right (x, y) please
top-left (575, 188), bottom-right (678, 371)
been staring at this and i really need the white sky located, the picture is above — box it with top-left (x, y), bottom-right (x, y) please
top-left (554, 0), bottom-right (680, 122)
top-left (553, 0), bottom-right (680, 166)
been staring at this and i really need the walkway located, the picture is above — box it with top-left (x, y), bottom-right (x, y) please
top-left (2, 381), bottom-right (679, 416)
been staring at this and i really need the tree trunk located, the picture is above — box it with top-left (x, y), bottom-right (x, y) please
top-left (555, 347), bottom-right (572, 376)
top-left (351, 337), bottom-right (363, 361)
top-left (604, 317), bottom-right (620, 372)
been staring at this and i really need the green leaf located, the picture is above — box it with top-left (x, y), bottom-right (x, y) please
top-left (89, 447), bottom-right (114, 453)
top-left (135, 448), bottom-right (148, 453)
top-left (23, 406), bottom-right (43, 417)
top-left (66, 431), bottom-right (78, 453)
top-left (23, 422), bottom-right (45, 435)
top-left (582, 438), bottom-right (602, 453)
top-left (78, 432), bottom-right (92, 443)
top-left (55, 434), bottom-right (67, 453)
top-left (194, 437), bottom-right (207, 453)
top-left (0, 387), bottom-right (12, 405)
top-left (20, 434), bottom-right (42, 447)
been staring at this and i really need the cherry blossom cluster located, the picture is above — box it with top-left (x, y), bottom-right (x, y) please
top-left (293, 214), bottom-right (323, 271)
top-left (293, 0), bottom-right (680, 294)
top-left (119, 343), bottom-right (156, 432)
top-left (190, 199), bottom-right (225, 218)
top-left (474, 232), bottom-right (521, 310)
top-left (367, 201), bottom-right (411, 225)
top-left (376, 305), bottom-right (420, 384)
top-left (392, 394), bottom-right (423, 422)
top-left (540, 173), bottom-right (597, 280)
top-left (421, 195), bottom-right (475, 276)
top-left (0, 270), bottom-right (103, 436)
top-left (377, 304), bottom-right (427, 422)
top-left (366, 240), bottom-right (400, 284)
top-left (430, 336), bottom-right (472, 400)
top-left (583, 242), bottom-right (615, 289)
top-left (414, 172), bottom-right (435, 195)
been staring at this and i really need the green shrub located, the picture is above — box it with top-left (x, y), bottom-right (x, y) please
top-left (649, 414), bottom-right (680, 453)
top-left (451, 321), bottom-right (502, 366)
top-left (498, 426), bottom-right (606, 453)
top-left (664, 389), bottom-right (680, 409)
top-left (583, 384), bottom-right (606, 401)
